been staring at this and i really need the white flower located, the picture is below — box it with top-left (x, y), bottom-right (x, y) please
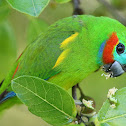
top-left (107, 87), bottom-right (118, 98)
top-left (101, 73), bottom-right (111, 79)
top-left (82, 99), bottom-right (94, 110)
top-left (110, 104), bottom-right (116, 109)
top-left (107, 87), bottom-right (118, 108)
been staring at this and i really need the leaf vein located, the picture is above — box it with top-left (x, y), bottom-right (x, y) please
top-left (100, 113), bottom-right (126, 123)
top-left (14, 81), bottom-right (73, 119)
top-left (32, 0), bottom-right (37, 16)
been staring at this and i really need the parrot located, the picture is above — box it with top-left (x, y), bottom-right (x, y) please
top-left (0, 15), bottom-right (126, 112)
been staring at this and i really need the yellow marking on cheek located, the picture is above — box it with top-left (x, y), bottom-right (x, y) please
top-left (60, 32), bottom-right (79, 48)
top-left (53, 49), bottom-right (70, 69)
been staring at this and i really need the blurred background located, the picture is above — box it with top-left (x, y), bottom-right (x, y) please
top-left (0, 0), bottom-right (126, 125)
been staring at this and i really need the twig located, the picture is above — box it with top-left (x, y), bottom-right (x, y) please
top-left (72, 83), bottom-right (85, 100)
top-left (77, 84), bottom-right (85, 99)
top-left (77, 84), bottom-right (96, 110)
top-left (97, 0), bottom-right (126, 26)
top-left (72, 85), bottom-right (77, 100)
top-left (72, 0), bottom-right (84, 15)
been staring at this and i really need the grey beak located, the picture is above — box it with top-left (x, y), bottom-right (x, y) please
top-left (103, 61), bottom-right (125, 77)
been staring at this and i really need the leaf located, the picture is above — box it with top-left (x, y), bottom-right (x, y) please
top-left (95, 87), bottom-right (126, 126)
top-left (11, 75), bottom-right (77, 126)
top-left (6, 0), bottom-right (50, 17)
top-left (27, 18), bottom-right (48, 43)
top-left (0, 20), bottom-right (16, 82)
top-left (55, 0), bottom-right (71, 3)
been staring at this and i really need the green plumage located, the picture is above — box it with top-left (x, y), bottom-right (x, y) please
top-left (1, 15), bottom-right (126, 111)
top-left (14, 15), bottom-right (126, 89)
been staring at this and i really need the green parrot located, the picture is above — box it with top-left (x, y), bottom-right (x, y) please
top-left (0, 15), bottom-right (126, 111)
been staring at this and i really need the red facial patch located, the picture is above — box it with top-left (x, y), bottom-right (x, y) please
top-left (103, 32), bottom-right (119, 64)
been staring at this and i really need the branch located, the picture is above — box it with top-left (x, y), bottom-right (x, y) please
top-left (97, 0), bottom-right (126, 26)
top-left (72, 0), bottom-right (84, 15)
top-left (77, 84), bottom-right (85, 99)
top-left (72, 85), bottom-right (77, 100)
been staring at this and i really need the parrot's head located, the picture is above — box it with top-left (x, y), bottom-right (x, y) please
top-left (100, 32), bottom-right (126, 77)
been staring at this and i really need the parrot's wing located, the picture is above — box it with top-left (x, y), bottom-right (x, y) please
top-left (14, 16), bottom-right (85, 80)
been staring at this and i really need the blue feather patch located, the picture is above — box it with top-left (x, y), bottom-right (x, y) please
top-left (0, 78), bottom-right (51, 103)
top-left (0, 91), bottom-right (16, 103)
top-left (98, 41), bottom-right (106, 65)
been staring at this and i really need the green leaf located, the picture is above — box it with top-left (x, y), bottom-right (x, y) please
top-left (6, 0), bottom-right (50, 17)
top-left (11, 75), bottom-right (77, 126)
top-left (27, 18), bottom-right (48, 43)
top-left (0, 20), bottom-right (16, 82)
top-left (95, 87), bottom-right (126, 126)
top-left (55, 0), bottom-right (71, 3)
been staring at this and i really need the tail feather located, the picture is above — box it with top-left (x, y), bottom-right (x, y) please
top-left (0, 91), bottom-right (16, 103)
top-left (0, 80), bottom-right (16, 104)
top-left (0, 79), bottom-right (4, 87)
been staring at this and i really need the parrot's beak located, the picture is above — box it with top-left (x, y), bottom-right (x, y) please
top-left (103, 61), bottom-right (126, 77)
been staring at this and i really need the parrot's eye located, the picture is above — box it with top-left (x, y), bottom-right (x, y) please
top-left (116, 43), bottom-right (125, 54)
